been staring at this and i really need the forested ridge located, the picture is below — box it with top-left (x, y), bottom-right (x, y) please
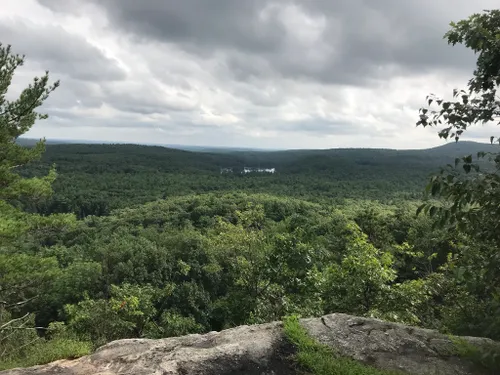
top-left (1, 8), bottom-right (500, 373)
top-left (16, 141), bottom-right (495, 218)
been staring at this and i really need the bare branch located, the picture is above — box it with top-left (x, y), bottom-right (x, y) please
top-left (0, 296), bottom-right (38, 309)
top-left (0, 312), bottom-right (30, 331)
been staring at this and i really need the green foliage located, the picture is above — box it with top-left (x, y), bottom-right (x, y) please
top-left (283, 315), bottom-right (401, 375)
top-left (65, 284), bottom-right (157, 347)
top-left (0, 312), bottom-right (39, 365)
top-left (0, 42), bottom-right (92, 370)
top-left (154, 312), bottom-right (203, 338)
top-left (416, 9), bottom-right (500, 239)
top-left (1, 186), bottom-right (488, 358)
top-left (0, 320), bottom-right (91, 371)
top-left (0, 253), bottom-right (59, 306)
top-left (19, 142), bottom-right (479, 218)
top-left (0, 43), bottom-right (59, 203)
top-left (416, 9), bottom-right (500, 339)
top-left (450, 335), bottom-right (500, 375)
top-left (371, 277), bottom-right (438, 327)
top-left (323, 224), bottom-right (396, 315)
top-left (1, 189), bottom-right (497, 368)
top-left (2, 192), bottom-right (451, 345)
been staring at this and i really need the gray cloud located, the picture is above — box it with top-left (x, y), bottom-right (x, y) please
top-left (39, 0), bottom-right (287, 53)
top-left (15, 0), bottom-right (498, 149)
top-left (273, 118), bottom-right (373, 136)
top-left (0, 18), bottom-right (125, 82)
top-left (36, 0), bottom-right (484, 87)
top-left (100, 85), bottom-right (201, 115)
top-left (41, 80), bottom-right (104, 109)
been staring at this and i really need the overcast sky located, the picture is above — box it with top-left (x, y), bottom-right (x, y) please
top-left (1, 0), bottom-right (498, 149)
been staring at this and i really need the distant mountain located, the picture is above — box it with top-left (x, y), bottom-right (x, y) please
top-left (16, 138), bottom-right (75, 146)
top-left (422, 140), bottom-right (498, 156)
top-left (24, 140), bottom-right (497, 178)
top-left (164, 145), bottom-right (281, 153)
top-left (16, 138), bottom-right (277, 152)
top-left (17, 137), bottom-right (497, 155)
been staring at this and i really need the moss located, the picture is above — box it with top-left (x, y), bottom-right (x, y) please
top-left (283, 315), bottom-right (401, 375)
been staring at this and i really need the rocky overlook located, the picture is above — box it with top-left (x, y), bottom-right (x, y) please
top-left (2, 313), bottom-right (497, 375)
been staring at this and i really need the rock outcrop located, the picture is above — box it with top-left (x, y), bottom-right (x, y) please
top-left (2, 313), bottom-right (497, 375)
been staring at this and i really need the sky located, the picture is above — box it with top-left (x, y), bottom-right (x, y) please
top-left (1, 0), bottom-right (498, 150)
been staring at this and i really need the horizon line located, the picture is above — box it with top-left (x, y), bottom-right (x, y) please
top-left (18, 136), bottom-right (495, 152)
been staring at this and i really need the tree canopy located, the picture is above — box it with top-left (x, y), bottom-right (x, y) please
top-left (417, 8), bottom-right (500, 342)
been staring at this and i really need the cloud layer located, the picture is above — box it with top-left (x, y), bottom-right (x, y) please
top-left (1, 0), bottom-right (497, 149)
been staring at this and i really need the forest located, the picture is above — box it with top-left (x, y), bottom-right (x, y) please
top-left (1, 9), bottom-right (500, 372)
top-left (16, 141), bottom-right (495, 217)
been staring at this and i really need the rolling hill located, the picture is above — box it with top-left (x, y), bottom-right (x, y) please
top-left (17, 140), bottom-right (498, 218)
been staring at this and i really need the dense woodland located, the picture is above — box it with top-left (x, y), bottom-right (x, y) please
top-left (1, 9), bottom-right (500, 373)
top-left (16, 141), bottom-right (496, 217)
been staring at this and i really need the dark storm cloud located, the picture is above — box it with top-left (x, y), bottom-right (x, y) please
top-left (37, 0), bottom-right (479, 86)
top-left (0, 18), bottom-right (125, 82)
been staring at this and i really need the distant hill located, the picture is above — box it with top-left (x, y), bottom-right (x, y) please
top-left (17, 140), bottom-right (499, 218)
top-left (16, 138), bottom-right (278, 152)
top-left (16, 138), bottom-right (74, 146)
top-left (17, 138), bottom-right (499, 155)
top-left (20, 140), bottom-right (499, 176)
top-left (422, 140), bottom-right (498, 156)
top-left (17, 137), bottom-right (497, 155)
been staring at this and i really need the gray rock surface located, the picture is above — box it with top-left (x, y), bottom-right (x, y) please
top-left (1, 313), bottom-right (497, 375)
top-left (301, 314), bottom-right (496, 375)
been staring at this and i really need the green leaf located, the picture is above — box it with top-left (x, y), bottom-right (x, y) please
top-left (431, 182), bottom-right (441, 196)
top-left (416, 204), bottom-right (425, 216)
